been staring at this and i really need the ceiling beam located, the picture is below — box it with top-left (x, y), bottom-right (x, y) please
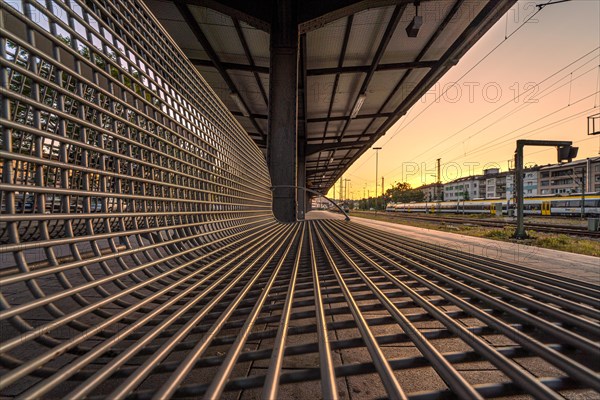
top-left (337, 3), bottom-right (406, 143)
top-left (308, 60), bottom-right (437, 76)
top-left (182, 0), bottom-right (271, 31)
top-left (306, 134), bottom-right (373, 143)
top-left (356, 0), bottom-right (466, 149)
top-left (305, 141), bottom-right (361, 155)
top-left (232, 18), bottom-right (269, 107)
top-left (230, 111), bottom-right (391, 122)
top-left (315, 15), bottom-right (353, 171)
top-left (190, 58), bottom-right (270, 74)
top-left (189, 58), bottom-right (437, 76)
top-left (175, 0), bottom-right (267, 141)
top-left (322, 15), bottom-right (352, 142)
top-left (308, 112), bottom-right (391, 123)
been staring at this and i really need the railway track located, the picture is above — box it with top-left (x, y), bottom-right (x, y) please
top-left (360, 212), bottom-right (600, 238)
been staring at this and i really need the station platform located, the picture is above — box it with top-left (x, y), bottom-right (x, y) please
top-left (307, 211), bottom-right (600, 283)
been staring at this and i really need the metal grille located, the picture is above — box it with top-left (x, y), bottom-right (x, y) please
top-left (1, 1), bottom-right (599, 399)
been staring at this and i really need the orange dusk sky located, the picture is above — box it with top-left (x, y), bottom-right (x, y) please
top-left (329, 0), bottom-right (600, 200)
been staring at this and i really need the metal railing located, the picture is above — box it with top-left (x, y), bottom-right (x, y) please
top-left (1, 1), bottom-right (599, 399)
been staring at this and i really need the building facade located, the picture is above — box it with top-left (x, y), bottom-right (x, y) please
top-left (539, 157), bottom-right (600, 195)
top-left (484, 168), bottom-right (509, 199)
top-left (443, 176), bottom-right (485, 201)
top-left (418, 183), bottom-right (444, 201)
top-left (506, 168), bottom-right (539, 200)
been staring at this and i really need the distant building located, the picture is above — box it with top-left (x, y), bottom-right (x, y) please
top-left (443, 176), bottom-right (485, 201)
top-left (311, 197), bottom-right (330, 209)
top-left (484, 168), bottom-right (510, 199)
top-left (418, 182), bottom-right (443, 201)
top-left (539, 157), bottom-right (600, 195)
top-left (421, 158), bottom-right (598, 202)
top-left (506, 168), bottom-right (539, 200)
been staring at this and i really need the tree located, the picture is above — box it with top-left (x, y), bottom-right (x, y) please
top-left (385, 182), bottom-right (425, 203)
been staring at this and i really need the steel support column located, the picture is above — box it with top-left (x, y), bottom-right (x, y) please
top-left (267, 0), bottom-right (298, 222)
top-left (297, 152), bottom-right (306, 220)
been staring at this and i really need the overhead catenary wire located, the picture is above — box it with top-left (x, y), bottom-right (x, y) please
top-left (434, 70), bottom-right (600, 163)
top-left (377, 0), bottom-right (555, 151)
top-left (381, 48), bottom-right (599, 178)
top-left (445, 105), bottom-right (597, 164)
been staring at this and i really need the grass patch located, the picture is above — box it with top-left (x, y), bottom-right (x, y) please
top-left (482, 227), bottom-right (514, 240)
top-left (533, 234), bottom-right (600, 257)
top-left (350, 211), bottom-right (600, 257)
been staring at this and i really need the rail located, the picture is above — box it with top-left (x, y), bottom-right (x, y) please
top-left (0, 1), bottom-right (598, 399)
top-left (368, 212), bottom-right (600, 238)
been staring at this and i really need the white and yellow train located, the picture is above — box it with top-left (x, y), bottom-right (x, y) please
top-left (386, 193), bottom-right (600, 216)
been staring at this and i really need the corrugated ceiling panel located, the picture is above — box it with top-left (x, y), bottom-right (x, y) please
top-left (420, 0), bottom-right (490, 61)
top-left (344, 6), bottom-right (393, 66)
top-left (323, 120), bottom-right (345, 137)
top-left (380, 68), bottom-right (430, 114)
top-left (306, 121), bottom-right (327, 138)
top-left (147, 12), bottom-right (205, 57)
top-left (328, 73), bottom-right (364, 117)
top-left (380, 0), bottom-right (455, 64)
top-left (343, 118), bottom-right (372, 136)
top-left (257, 118), bottom-right (268, 134)
top-left (359, 70), bottom-right (407, 115)
top-left (306, 17), bottom-right (347, 69)
top-left (306, 75), bottom-right (336, 116)
top-left (194, 67), bottom-right (230, 102)
top-left (236, 116), bottom-right (256, 132)
top-left (368, 117), bottom-right (390, 135)
top-left (189, 7), bottom-right (248, 65)
top-left (229, 71), bottom-right (268, 115)
top-left (240, 21), bottom-right (270, 66)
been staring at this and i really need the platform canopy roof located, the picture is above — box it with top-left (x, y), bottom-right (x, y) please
top-left (144, 0), bottom-right (514, 194)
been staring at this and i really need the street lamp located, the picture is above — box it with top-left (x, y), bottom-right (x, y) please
top-left (373, 147), bottom-right (382, 211)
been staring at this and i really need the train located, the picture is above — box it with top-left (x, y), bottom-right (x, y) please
top-left (385, 193), bottom-right (600, 216)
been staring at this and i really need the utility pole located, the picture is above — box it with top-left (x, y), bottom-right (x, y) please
top-left (339, 177), bottom-right (343, 202)
top-left (581, 167), bottom-right (585, 219)
top-left (436, 158), bottom-right (441, 201)
top-left (373, 147), bottom-right (382, 212)
top-left (381, 176), bottom-right (384, 209)
top-left (333, 181), bottom-right (336, 201)
top-left (344, 178), bottom-right (351, 202)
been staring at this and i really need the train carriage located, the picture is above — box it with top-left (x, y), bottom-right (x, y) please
top-left (386, 194), bottom-right (600, 217)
